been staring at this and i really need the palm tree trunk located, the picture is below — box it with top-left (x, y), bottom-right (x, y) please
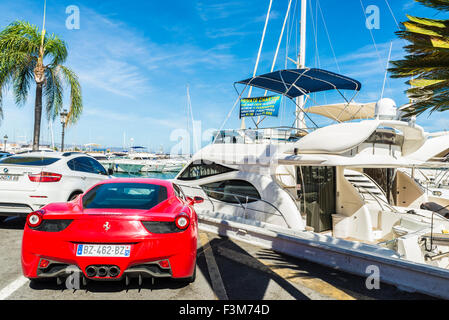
top-left (32, 83), bottom-right (43, 151)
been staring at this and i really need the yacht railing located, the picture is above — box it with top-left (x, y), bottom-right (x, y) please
top-left (354, 185), bottom-right (401, 214)
top-left (212, 126), bottom-right (311, 145)
top-left (177, 183), bottom-right (290, 227)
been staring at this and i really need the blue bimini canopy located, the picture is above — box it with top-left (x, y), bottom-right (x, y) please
top-left (235, 68), bottom-right (362, 99)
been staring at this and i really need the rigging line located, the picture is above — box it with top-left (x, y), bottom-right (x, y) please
top-left (259, 0), bottom-right (292, 127)
top-left (383, 0), bottom-right (409, 48)
top-left (308, 0), bottom-right (320, 68)
top-left (359, 0), bottom-right (392, 93)
top-left (247, 0), bottom-right (273, 99)
top-left (286, 0), bottom-right (298, 63)
top-left (317, 0), bottom-right (341, 73)
top-left (214, 85), bottom-right (249, 144)
top-left (283, 1), bottom-right (298, 125)
top-left (264, 0), bottom-right (293, 97)
top-left (243, 0), bottom-right (273, 129)
top-left (384, 0), bottom-right (400, 30)
top-left (260, 0), bottom-right (292, 126)
top-left (359, 0), bottom-right (384, 66)
top-left (381, 41), bottom-right (393, 99)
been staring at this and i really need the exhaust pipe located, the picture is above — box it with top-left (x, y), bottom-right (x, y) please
top-left (109, 266), bottom-right (120, 277)
top-left (97, 266), bottom-right (108, 277)
top-left (86, 266), bottom-right (97, 277)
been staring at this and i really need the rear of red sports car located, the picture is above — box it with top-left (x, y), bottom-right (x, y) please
top-left (21, 178), bottom-right (199, 284)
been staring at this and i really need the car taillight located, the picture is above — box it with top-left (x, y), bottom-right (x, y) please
top-left (141, 214), bottom-right (191, 233)
top-left (175, 213), bottom-right (190, 230)
top-left (28, 172), bottom-right (62, 182)
top-left (27, 210), bottom-right (44, 228)
top-left (141, 221), bottom-right (181, 234)
top-left (35, 219), bottom-right (73, 232)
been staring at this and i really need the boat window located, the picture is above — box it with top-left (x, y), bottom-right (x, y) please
top-left (201, 180), bottom-right (261, 204)
top-left (83, 183), bottom-right (168, 209)
top-left (177, 160), bottom-right (236, 181)
top-left (365, 129), bottom-right (404, 146)
top-left (0, 156), bottom-right (60, 166)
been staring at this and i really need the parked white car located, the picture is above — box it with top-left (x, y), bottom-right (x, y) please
top-left (0, 152), bottom-right (112, 219)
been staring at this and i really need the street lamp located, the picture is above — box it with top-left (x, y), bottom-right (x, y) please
top-left (60, 109), bottom-right (68, 152)
top-left (3, 135), bottom-right (7, 152)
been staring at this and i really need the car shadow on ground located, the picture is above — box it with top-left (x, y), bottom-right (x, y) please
top-left (0, 217), bottom-right (26, 230)
top-left (28, 276), bottom-right (190, 293)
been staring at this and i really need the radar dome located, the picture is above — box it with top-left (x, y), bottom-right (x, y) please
top-left (375, 98), bottom-right (397, 120)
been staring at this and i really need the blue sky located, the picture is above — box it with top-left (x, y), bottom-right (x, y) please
top-left (0, 0), bottom-right (447, 152)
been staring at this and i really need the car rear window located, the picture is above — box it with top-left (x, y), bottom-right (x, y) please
top-left (0, 156), bottom-right (60, 166)
top-left (82, 183), bottom-right (168, 210)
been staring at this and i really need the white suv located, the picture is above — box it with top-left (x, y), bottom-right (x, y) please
top-left (0, 152), bottom-right (112, 219)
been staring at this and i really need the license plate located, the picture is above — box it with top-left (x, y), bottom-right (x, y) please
top-left (0, 174), bottom-right (19, 182)
top-left (76, 244), bottom-right (131, 257)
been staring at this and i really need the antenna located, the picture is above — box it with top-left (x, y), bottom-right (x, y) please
top-left (41, 0), bottom-right (47, 47)
top-left (37, 0), bottom-right (47, 75)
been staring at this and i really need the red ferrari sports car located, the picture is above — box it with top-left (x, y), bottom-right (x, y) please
top-left (21, 178), bottom-right (202, 285)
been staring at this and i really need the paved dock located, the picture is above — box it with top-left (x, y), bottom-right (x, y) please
top-left (0, 217), bottom-right (433, 300)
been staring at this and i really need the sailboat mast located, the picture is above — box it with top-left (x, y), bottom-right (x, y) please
top-left (295, 0), bottom-right (307, 130)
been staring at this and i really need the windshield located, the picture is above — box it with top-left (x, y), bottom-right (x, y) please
top-left (82, 183), bottom-right (168, 210)
top-left (0, 156), bottom-right (60, 166)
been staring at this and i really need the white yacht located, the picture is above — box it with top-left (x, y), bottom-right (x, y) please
top-left (172, 0), bottom-right (449, 298)
top-left (113, 158), bottom-right (145, 174)
top-left (126, 147), bottom-right (166, 173)
top-left (161, 158), bottom-right (188, 172)
top-left (172, 67), bottom-right (449, 300)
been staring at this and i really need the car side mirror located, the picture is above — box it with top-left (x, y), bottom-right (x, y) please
top-left (107, 168), bottom-right (114, 175)
top-left (186, 196), bottom-right (204, 205)
top-left (193, 196), bottom-right (204, 204)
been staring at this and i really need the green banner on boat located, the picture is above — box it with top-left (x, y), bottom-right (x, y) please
top-left (239, 95), bottom-right (281, 118)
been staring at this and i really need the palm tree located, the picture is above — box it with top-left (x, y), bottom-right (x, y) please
top-left (389, 0), bottom-right (449, 116)
top-left (0, 20), bottom-right (82, 150)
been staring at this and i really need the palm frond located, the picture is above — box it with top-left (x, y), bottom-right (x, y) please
top-left (0, 21), bottom-right (40, 56)
top-left (44, 34), bottom-right (67, 66)
top-left (12, 58), bottom-right (34, 106)
top-left (415, 0), bottom-right (449, 11)
top-left (58, 65), bottom-right (82, 125)
top-left (44, 66), bottom-right (63, 120)
top-left (390, 2), bottom-right (449, 116)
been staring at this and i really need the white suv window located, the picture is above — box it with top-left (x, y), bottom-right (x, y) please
top-left (67, 157), bottom-right (107, 175)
